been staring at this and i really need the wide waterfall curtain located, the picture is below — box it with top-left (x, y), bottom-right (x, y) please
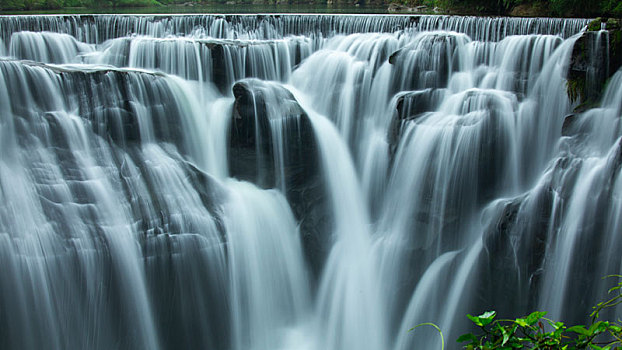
top-left (1, 14), bottom-right (620, 350)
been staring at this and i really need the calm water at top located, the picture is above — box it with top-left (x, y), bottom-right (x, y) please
top-left (0, 3), bottom-right (392, 14)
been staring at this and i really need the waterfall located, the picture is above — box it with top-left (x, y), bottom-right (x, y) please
top-left (294, 90), bottom-right (388, 350)
top-left (223, 180), bottom-right (311, 350)
top-left (0, 13), bottom-right (619, 350)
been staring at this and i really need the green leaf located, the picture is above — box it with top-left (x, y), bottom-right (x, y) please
top-left (526, 311), bottom-right (547, 325)
top-left (466, 312), bottom-right (496, 327)
top-left (567, 325), bottom-right (590, 336)
top-left (479, 311), bottom-right (497, 326)
top-left (500, 325), bottom-right (510, 345)
top-left (609, 324), bottom-right (621, 332)
top-left (456, 333), bottom-right (478, 343)
top-left (467, 314), bottom-right (482, 326)
top-left (544, 338), bottom-right (560, 346)
top-left (515, 318), bottom-right (528, 328)
top-left (589, 320), bottom-right (609, 334)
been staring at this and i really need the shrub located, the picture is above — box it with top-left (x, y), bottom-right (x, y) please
top-left (457, 276), bottom-right (622, 349)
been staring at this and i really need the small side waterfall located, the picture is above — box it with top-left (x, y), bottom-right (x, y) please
top-left (0, 13), bottom-right (619, 350)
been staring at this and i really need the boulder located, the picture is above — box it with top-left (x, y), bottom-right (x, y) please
top-left (562, 113), bottom-right (579, 136)
top-left (229, 79), bottom-right (330, 278)
top-left (388, 33), bottom-right (459, 92)
top-left (388, 88), bottom-right (445, 157)
top-left (229, 79), bottom-right (318, 190)
top-left (567, 21), bottom-right (622, 104)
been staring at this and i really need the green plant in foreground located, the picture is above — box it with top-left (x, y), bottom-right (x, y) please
top-left (457, 276), bottom-right (622, 349)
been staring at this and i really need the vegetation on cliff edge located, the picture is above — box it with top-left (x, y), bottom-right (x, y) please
top-left (1, 0), bottom-right (621, 17)
top-left (392, 0), bottom-right (621, 17)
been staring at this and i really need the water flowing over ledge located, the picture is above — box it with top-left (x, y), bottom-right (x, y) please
top-left (0, 14), bottom-right (590, 44)
top-left (0, 13), bottom-right (620, 350)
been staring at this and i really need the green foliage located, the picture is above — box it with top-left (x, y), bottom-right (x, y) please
top-left (439, 0), bottom-right (518, 14)
top-left (467, 311), bottom-right (498, 327)
top-left (566, 74), bottom-right (586, 104)
top-left (0, 0), bottom-right (159, 10)
top-left (458, 275), bottom-right (622, 350)
top-left (385, 0), bottom-right (620, 16)
top-left (549, 0), bottom-right (604, 16)
top-left (602, 0), bottom-right (622, 16)
top-left (432, 0), bottom-right (452, 11)
top-left (588, 18), bottom-right (603, 32)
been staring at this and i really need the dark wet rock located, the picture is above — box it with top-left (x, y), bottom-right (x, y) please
top-left (463, 90), bottom-right (518, 203)
top-left (481, 196), bottom-right (525, 315)
top-left (230, 79), bottom-right (318, 190)
top-left (388, 33), bottom-right (459, 92)
top-left (182, 161), bottom-right (228, 237)
top-left (210, 43), bottom-right (230, 95)
top-left (395, 88), bottom-right (445, 119)
top-left (0, 61), bottom-right (184, 148)
top-left (388, 89), bottom-right (445, 158)
top-left (567, 25), bottom-right (622, 104)
top-left (389, 89), bottom-right (518, 243)
top-left (613, 138), bottom-right (622, 173)
top-left (562, 113), bottom-right (579, 136)
top-left (142, 231), bottom-right (230, 350)
top-left (229, 79), bottom-right (330, 278)
top-left (480, 184), bottom-right (554, 315)
top-left (515, 186), bottom-right (555, 308)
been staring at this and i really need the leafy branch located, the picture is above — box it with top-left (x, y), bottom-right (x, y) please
top-left (457, 275), bottom-right (622, 350)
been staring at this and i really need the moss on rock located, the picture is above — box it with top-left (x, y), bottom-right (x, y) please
top-left (566, 73), bottom-right (586, 104)
top-left (566, 19), bottom-right (622, 104)
top-left (588, 18), bottom-right (603, 31)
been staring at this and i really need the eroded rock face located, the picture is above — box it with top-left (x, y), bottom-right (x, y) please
top-left (388, 33), bottom-right (465, 93)
top-left (228, 79), bottom-right (330, 277)
top-left (229, 79), bottom-right (318, 190)
top-left (480, 190), bottom-right (552, 315)
top-left (567, 22), bottom-right (622, 105)
top-left (389, 88), bottom-right (446, 157)
top-left (391, 88), bottom-right (517, 205)
top-left (568, 31), bottom-right (608, 103)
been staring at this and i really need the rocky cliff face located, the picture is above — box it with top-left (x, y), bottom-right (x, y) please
top-left (229, 79), bottom-right (330, 278)
top-left (567, 18), bottom-right (622, 108)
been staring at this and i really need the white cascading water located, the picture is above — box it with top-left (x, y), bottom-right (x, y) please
top-left (294, 90), bottom-right (388, 350)
top-left (223, 179), bottom-right (311, 350)
top-left (0, 13), bottom-right (620, 350)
